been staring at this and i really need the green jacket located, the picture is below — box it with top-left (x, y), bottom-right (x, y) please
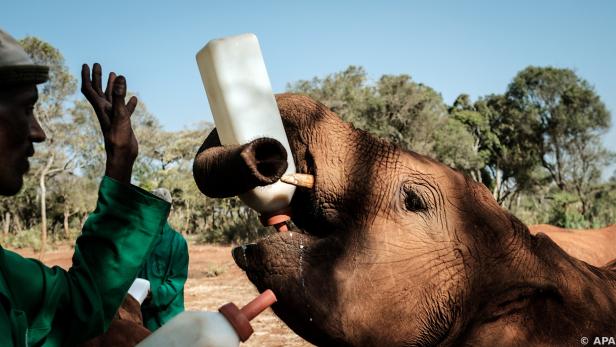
top-left (138, 223), bottom-right (188, 331)
top-left (0, 176), bottom-right (170, 347)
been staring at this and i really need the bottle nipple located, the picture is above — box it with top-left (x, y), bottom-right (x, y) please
top-left (259, 207), bottom-right (292, 232)
top-left (218, 289), bottom-right (277, 342)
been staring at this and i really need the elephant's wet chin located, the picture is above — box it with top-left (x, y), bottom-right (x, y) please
top-left (232, 229), bottom-right (346, 346)
top-left (232, 229), bottom-right (317, 284)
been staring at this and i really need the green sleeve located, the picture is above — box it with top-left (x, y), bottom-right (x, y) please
top-left (1, 176), bottom-right (170, 346)
top-left (150, 231), bottom-right (189, 310)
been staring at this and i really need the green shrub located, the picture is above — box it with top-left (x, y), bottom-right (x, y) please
top-left (1, 227), bottom-right (42, 251)
top-left (197, 214), bottom-right (270, 245)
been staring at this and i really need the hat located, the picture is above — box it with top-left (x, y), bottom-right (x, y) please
top-left (0, 28), bottom-right (49, 86)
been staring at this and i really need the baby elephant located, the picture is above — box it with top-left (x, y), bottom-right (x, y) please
top-left (194, 93), bottom-right (616, 347)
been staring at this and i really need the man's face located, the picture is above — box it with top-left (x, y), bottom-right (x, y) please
top-left (0, 84), bottom-right (46, 196)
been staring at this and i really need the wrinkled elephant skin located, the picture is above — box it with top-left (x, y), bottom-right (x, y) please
top-left (194, 94), bottom-right (616, 347)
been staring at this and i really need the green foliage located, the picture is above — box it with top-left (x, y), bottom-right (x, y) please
top-left (1, 227), bottom-right (43, 251)
top-left (546, 191), bottom-right (590, 229)
top-left (505, 66), bottom-right (611, 186)
top-left (432, 117), bottom-right (484, 173)
top-left (195, 198), bottom-right (271, 244)
top-left (288, 66), bottom-right (373, 128)
top-left (500, 66), bottom-right (614, 225)
top-left (588, 178), bottom-right (616, 227)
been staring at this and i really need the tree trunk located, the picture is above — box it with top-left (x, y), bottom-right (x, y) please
top-left (492, 168), bottom-right (502, 202)
top-left (39, 154), bottom-right (54, 258)
top-left (183, 201), bottom-right (190, 236)
top-left (63, 206), bottom-right (70, 240)
top-left (3, 212), bottom-right (10, 235)
top-left (14, 215), bottom-right (23, 234)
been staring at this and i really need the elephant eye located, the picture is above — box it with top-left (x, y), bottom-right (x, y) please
top-left (403, 187), bottom-right (427, 212)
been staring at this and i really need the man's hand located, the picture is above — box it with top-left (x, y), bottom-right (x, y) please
top-left (81, 63), bottom-right (138, 184)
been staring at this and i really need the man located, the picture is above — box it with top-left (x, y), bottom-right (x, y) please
top-left (138, 188), bottom-right (188, 331)
top-left (0, 28), bottom-right (170, 346)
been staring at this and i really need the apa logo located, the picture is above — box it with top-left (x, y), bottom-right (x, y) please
top-left (594, 337), bottom-right (616, 345)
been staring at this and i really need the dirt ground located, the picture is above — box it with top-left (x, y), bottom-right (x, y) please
top-left (14, 243), bottom-right (313, 347)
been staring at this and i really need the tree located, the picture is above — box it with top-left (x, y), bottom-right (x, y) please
top-left (49, 175), bottom-right (97, 238)
top-left (366, 74), bottom-right (449, 156)
top-left (67, 99), bottom-right (107, 179)
top-left (445, 94), bottom-right (498, 185)
top-left (447, 93), bottom-right (543, 203)
top-left (147, 123), bottom-right (213, 235)
top-left (287, 65), bottom-right (375, 129)
top-left (505, 66), bottom-right (613, 224)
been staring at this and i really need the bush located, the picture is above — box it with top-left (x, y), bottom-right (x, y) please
top-left (1, 227), bottom-right (42, 251)
top-left (197, 214), bottom-right (271, 245)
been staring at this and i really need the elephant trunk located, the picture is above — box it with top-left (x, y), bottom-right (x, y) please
top-left (193, 129), bottom-right (288, 198)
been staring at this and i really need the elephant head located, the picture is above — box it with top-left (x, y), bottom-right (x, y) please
top-left (193, 94), bottom-right (616, 346)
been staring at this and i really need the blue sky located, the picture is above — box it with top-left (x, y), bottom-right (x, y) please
top-left (2, 1), bottom-right (615, 171)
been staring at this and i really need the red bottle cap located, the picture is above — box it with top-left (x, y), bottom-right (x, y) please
top-left (218, 289), bottom-right (277, 342)
top-left (259, 207), bottom-right (292, 232)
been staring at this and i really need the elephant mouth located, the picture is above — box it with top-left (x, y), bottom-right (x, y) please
top-left (231, 229), bottom-right (319, 272)
top-left (232, 143), bottom-right (333, 274)
top-left (231, 164), bottom-right (332, 275)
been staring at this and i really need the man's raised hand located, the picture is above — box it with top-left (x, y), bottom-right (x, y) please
top-left (81, 63), bottom-right (138, 184)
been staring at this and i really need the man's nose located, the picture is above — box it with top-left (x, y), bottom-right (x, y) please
top-left (30, 117), bottom-right (46, 143)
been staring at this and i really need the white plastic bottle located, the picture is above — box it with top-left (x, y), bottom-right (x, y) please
top-left (127, 278), bottom-right (150, 305)
top-left (136, 290), bottom-right (277, 347)
top-left (195, 33), bottom-right (296, 229)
